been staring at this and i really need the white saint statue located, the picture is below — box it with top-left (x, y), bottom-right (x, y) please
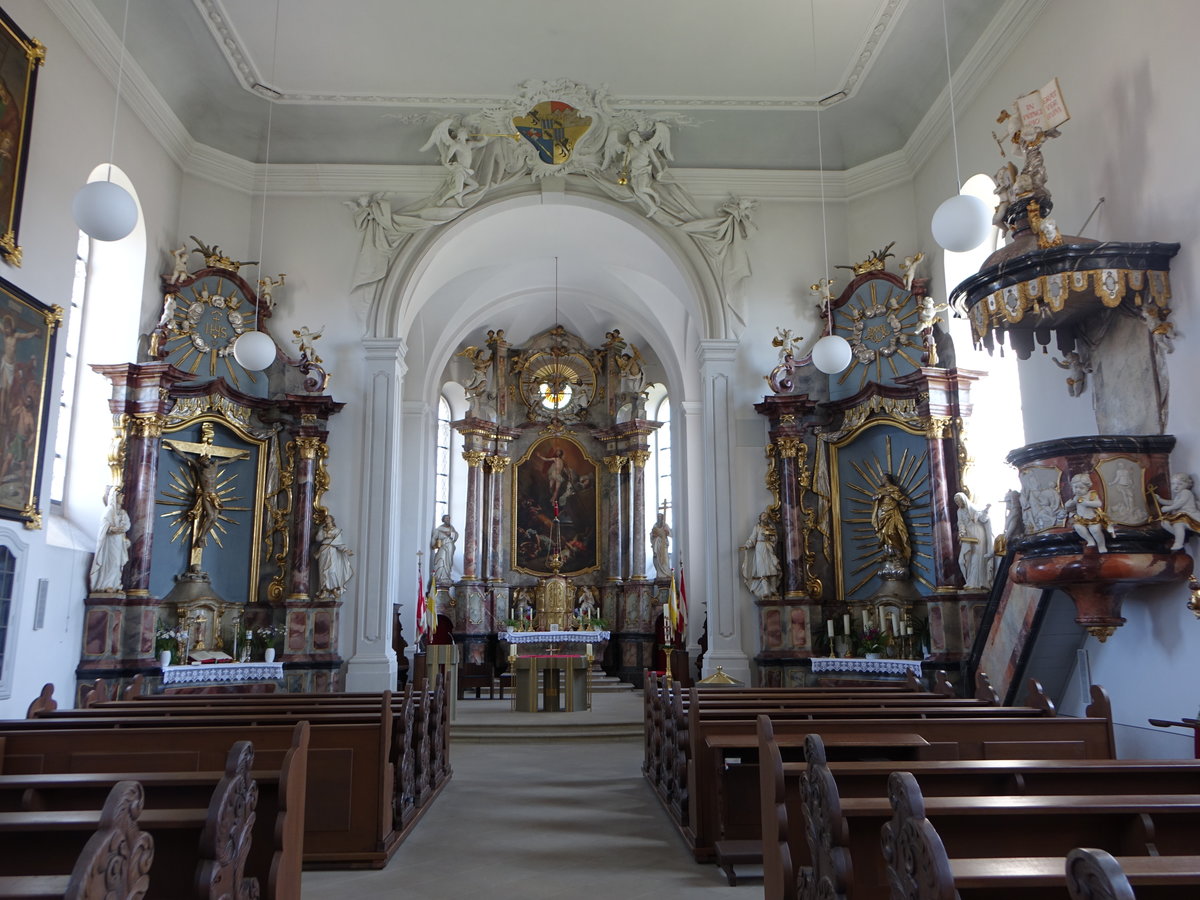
top-left (315, 515), bottom-right (354, 598)
top-left (90, 487), bottom-right (131, 594)
top-left (739, 512), bottom-right (781, 599)
top-left (430, 514), bottom-right (458, 584)
top-left (650, 512), bottom-right (671, 580)
top-left (954, 492), bottom-right (995, 590)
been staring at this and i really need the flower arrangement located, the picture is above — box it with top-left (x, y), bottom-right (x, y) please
top-left (251, 625), bottom-right (281, 655)
top-left (857, 625), bottom-right (890, 655)
top-left (154, 620), bottom-right (189, 664)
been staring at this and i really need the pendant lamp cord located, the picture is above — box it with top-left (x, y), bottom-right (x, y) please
top-left (256, 0), bottom-right (281, 295)
top-left (106, 0), bottom-right (131, 182)
top-left (942, 0), bottom-right (963, 192)
top-left (810, 0), bottom-right (833, 335)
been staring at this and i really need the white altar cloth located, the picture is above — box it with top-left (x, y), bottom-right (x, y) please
top-left (161, 661), bottom-right (284, 686)
top-left (500, 630), bottom-right (610, 644)
top-left (809, 657), bottom-right (923, 677)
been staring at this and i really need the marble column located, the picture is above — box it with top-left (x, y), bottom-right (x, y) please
top-left (603, 454), bottom-right (627, 582)
top-left (629, 449), bottom-right (650, 580)
top-left (485, 454), bottom-right (510, 583)
top-left (462, 449), bottom-right (487, 579)
top-left (288, 438), bottom-right (323, 599)
top-left (344, 338), bottom-right (407, 691)
top-left (697, 340), bottom-right (749, 683)
top-left (92, 363), bottom-right (191, 598)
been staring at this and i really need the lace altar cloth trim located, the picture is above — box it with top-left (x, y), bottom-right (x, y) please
top-left (162, 661), bottom-right (285, 685)
top-left (500, 630), bottom-right (610, 644)
top-left (810, 657), bottom-right (922, 676)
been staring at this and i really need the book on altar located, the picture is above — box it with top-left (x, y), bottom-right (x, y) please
top-left (1016, 77), bottom-right (1069, 133)
top-left (189, 650), bottom-right (233, 664)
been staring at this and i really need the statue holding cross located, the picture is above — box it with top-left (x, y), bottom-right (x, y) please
top-left (161, 422), bottom-right (250, 568)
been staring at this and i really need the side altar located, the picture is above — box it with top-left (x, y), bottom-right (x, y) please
top-left (78, 239), bottom-right (350, 700)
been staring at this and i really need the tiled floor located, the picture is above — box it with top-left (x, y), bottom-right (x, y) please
top-left (301, 691), bottom-right (754, 899)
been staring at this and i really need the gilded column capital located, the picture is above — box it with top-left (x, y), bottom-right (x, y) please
top-left (629, 449), bottom-right (651, 468)
top-left (775, 436), bottom-right (804, 459)
top-left (294, 436), bottom-right (326, 460)
top-left (463, 449), bottom-right (488, 468)
top-left (127, 413), bottom-right (167, 438)
top-left (926, 415), bottom-right (955, 440)
top-left (485, 455), bottom-right (511, 472)
top-left (603, 454), bottom-right (628, 473)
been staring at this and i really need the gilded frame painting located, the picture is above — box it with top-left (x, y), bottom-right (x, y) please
top-left (512, 435), bottom-right (599, 576)
top-left (0, 274), bottom-right (60, 527)
top-left (0, 7), bottom-right (43, 266)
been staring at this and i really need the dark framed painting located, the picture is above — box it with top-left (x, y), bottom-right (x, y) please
top-left (0, 7), bottom-right (43, 267)
top-left (512, 435), bottom-right (599, 576)
top-left (0, 274), bottom-right (60, 527)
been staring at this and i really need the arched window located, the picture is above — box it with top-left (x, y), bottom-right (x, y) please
top-left (51, 165), bottom-right (146, 524)
top-left (945, 173), bottom-right (1023, 530)
top-left (644, 385), bottom-right (672, 575)
top-left (434, 395), bottom-right (452, 524)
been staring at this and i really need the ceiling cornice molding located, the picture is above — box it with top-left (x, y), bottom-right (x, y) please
top-left (194, 0), bottom-right (905, 111)
top-left (902, 0), bottom-right (1048, 176)
top-left (50, 0), bottom-right (195, 168)
top-left (844, 151), bottom-right (913, 201)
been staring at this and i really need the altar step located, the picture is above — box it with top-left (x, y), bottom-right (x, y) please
top-left (589, 666), bottom-right (636, 693)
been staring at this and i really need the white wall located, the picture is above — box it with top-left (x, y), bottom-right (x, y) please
top-left (0, 0), bottom-right (183, 716)
top-left (912, 0), bottom-right (1200, 756)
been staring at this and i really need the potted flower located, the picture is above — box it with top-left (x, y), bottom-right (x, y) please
top-left (154, 620), bottom-right (187, 667)
top-left (857, 625), bottom-right (889, 659)
top-left (253, 625), bottom-right (281, 662)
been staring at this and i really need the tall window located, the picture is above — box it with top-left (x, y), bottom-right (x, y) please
top-left (946, 173), bottom-right (1023, 532)
top-left (50, 233), bottom-right (90, 503)
top-left (50, 165), bottom-right (145, 522)
top-left (0, 546), bottom-right (15, 694)
top-left (645, 387), bottom-right (672, 575)
top-left (434, 395), bottom-right (452, 523)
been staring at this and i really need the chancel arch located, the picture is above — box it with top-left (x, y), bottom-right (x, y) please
top-left (345, 188), bottom-right (751, 687)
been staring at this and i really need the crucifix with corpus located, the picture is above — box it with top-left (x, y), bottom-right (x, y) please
top-left (160, 422), bottom-right (251, 569)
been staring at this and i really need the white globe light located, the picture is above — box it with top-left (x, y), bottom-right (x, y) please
top-left (72, 180), bottom-right (138, 241)
top-left (931, 193), bottom-right (991, 252)
top-left (233, 330), bottom-right (277, 371)
top-left (811, 334), bottom-right (853, 375)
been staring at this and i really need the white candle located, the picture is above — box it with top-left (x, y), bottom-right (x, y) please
top-left (843, 613), bottom-right (850, 635)
top-left (827, 619), bottom-right (834, 638)
top-left (862, 609), bottom-right (869, 629)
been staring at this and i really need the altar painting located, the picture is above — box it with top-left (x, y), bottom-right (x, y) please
top-left (513, 436), bottom-right (598, 576)
top-left (0, 274), bottom-right (57, 524)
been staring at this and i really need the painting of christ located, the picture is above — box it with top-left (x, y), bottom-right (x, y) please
top-left (0, 274), bottom-right (56, 525)
top-left (512, 436), bottom-right (599, 576)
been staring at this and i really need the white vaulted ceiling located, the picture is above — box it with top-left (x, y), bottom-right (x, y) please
top-left (82, 0), bottom-right (1019, 170)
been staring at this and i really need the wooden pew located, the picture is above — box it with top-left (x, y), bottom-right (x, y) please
top-left (0, 721), bottom-right (307, 900)
top-left (0, 780), bottom-right (153, 900)
top-left (677, 683), bottom-right (1103, 861)
top-left (785, 735), bottom-right (1200, 900)
top-left (643, 672), bottom-right (1010, 822)
top-left (884, 773), bottom-right (1200, 899)
top-left (0, 741), bottom-right (258, 899)
top-left (23, 679), bottom-right (451, 856)
top-left (0, 697), bottom-right (409, 870)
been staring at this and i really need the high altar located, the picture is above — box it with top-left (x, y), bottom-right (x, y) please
top-left (437, 324), bottom-right (677, 687)
top-left (77, 240), bottom-right (347, 699)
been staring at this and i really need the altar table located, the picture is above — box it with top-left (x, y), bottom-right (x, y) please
top-left (512, 655), bottom-right (590, 713)
top-left (161, 661), bottom-right (284, 687)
